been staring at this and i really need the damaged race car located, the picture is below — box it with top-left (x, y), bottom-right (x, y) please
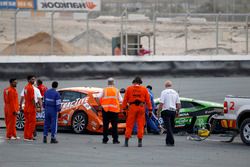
top-left (154, 97), bottom-right (224, 133)
top-left (16, 87), bottom-right (126, 134)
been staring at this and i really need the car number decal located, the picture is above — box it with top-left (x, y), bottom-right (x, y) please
top-left (36, 110), bottom-right (45, 120)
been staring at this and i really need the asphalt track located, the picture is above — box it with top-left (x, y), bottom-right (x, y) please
top-left (1, 76), bottom-right (250, 118)
top-left (0, 130), bottom-right (249, 167)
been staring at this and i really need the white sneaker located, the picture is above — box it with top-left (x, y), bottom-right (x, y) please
top-left (24, 138), bottom-right (33, 142)
top-left (15, 136), bottom-right (20, 140)
top-left (10, 136), bottom-right (17, 140)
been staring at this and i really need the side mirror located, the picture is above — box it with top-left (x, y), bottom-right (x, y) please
top-left (120, 88), bottom-right (126, 94)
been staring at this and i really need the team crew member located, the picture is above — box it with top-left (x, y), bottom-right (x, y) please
top-left (37, 79), bottom-right (47, 97)
top-left (43, 81), bottom-right (61, 144)
top-left (145, 85), bottom-right (160, 134)
top-left (122, 76), bottom-right (152, 147)
top-left (97, 78), bottom-right (123, 144)
top-left (157, 80), bottom-right (181, 146)
top-left (20, 81), bottom-right (43, 138)
top-left (3, 78), bottom-right (19, 140)
top-left (21, 75), bottom-right (37, 141)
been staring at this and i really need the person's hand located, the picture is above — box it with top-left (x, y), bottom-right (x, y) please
top-left (176, 111), bottom-right (179, 117)
top-left (36, 107), bottom-right (41, 113)
top-left (156, 110), bottom-right (161, 119)
top-left (148, 111), bottom-right (152, 118)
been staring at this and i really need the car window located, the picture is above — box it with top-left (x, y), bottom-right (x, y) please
top-left (61, 91), bottom-right (81, 102)
top-left (81, 93), bottom-right (87, 99)
top-left (181, 101), bottom-right (195, 108)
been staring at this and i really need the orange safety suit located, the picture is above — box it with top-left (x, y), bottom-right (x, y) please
top-left (23, 83), bottom-right (36, 140)
top-left (122, 84), bottom-right (152, 139)
top-left (3, 86), bottom-right (19, 138)
top-left (101, 87), bottom-right (120, 113)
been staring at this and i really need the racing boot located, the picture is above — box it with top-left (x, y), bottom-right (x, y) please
top-left (43, 136), bottom-right (47, 144)
top-left (138, 138), bottom-right (142, 147)
top-left (124, 138), bottom-right (129, 147)
top-left (50, 138), bottom-right (59, 144)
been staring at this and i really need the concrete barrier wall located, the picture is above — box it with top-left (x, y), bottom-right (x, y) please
top-left (0, 55), bottom-right (250, 80)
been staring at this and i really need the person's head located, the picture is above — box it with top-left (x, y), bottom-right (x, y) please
top-left (9, 78), bottom-right (17, 87)
top-left (139, 44), bottom-right (143, 48)
top-left (52, 81), bottom-right (58, 89)
top-left (132, 76), bottom-right (143, 85)
top-left (27, 75), bottom-right (36, 85)
top-left (117, 44), bottom-right (120, 48)
top-left (146, 85), bottom-right (152, 90)
top-left (37, 79), bottom-right (43, 86)
top-left (165, 80), bottom-right (172, 88)
top-left (107, 77), bottom-right (115, 86)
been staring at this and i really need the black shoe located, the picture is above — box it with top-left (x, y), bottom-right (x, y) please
top-left (102, 141), bottom-right (108, 144)
top-left (50, 138), bottom-right (58, 144)
top-left (113, 140), bottom-right (120, 144)
top-left (33, 131), bottom-right (37, 137)
top-left (43, 136), bottom-right (47, 143)
top-left (124, 138), bottom-right (129, 147)
top-left (138, 139), bottom-right (142, 147)
top-left (166, 144), bottom-right (175, 147)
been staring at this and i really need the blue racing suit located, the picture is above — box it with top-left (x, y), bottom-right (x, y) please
top-left (145, 89), bottom-right (160, 133)
top-left (43, 88), bottom-right (61, 139)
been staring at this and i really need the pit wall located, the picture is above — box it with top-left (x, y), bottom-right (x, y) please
top-left (1, 55), bottom-right (250, 79)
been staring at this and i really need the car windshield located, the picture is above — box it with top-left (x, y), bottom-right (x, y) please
top-left (61, 91), bottom-right (87, 102)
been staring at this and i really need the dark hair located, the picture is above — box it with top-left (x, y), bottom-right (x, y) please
top-left (9, 78), bottom-right (17, 83)
top-left (146, 85), bottom-right (152, 90)
top-left (52, 81), bottom-right (58, 88)
top-left (27, 75), bottom-right (35, 81)
top-left (37, 79), bottom-right (43, 85)
top-left (117, 43), bottom-right (120, 48)
top-left (132, 76), bottom-right (142, 84)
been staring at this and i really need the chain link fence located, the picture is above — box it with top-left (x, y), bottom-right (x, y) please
top-left (0, 0), bottom-right (249, 56)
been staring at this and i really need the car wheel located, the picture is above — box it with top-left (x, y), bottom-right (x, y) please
top-left (208, 115), bottom-right (223, 134)
top-left (240, 118), bottom-right (250, 146)
top-left (16, 111), bottom-right (25, 130)
top-left (72, 112), bottom-right (88, 134)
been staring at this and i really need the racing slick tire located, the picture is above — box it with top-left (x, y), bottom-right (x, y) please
top-left (16, 111), bottom-right (25, 130)
top-left (71, 111), bottom-right (88, 134)
top-left (240, 118), bottom-right (250, 146)
top-left (208, 115), bottom-right (223, 134)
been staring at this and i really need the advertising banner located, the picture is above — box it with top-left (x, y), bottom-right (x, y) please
top-left (17, 0), bottom-right (35, 9)
top-left (0, 0), bottom-right (16, 9)
top-left (37, 0), bottom-right (101, 11)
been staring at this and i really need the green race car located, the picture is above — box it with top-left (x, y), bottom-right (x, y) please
top-left (154, 97), bottom-right (223, 133)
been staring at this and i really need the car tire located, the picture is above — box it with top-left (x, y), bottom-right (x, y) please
top-left (240, 118), bottom-right (250, 146)
top-left (208, 115), bottom-right (223, 134)
top-left (71, 112), bottom-right (88, 134)
top-left (16, 111), bottom-right (25, 130)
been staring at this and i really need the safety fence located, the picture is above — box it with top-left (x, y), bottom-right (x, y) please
top-left (0, 10), bottom-right (249, 56)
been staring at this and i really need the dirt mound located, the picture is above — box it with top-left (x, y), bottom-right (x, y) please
top-left (1, 32), bottom-right (77, 55)
top-left (70, 29), bottom-right (111, 55)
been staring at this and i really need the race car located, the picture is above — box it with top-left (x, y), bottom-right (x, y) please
top-left (154, 97), bottom-right (224, 133)
top-left (16, 87), bottom-right (126, 134)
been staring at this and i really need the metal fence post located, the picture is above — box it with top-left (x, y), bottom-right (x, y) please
top-left (246, 15), bottom-right (249, 55)
top-left (185, 13), bottom-right (188, 55)
top-left (125, 8), bottom-right (128, 56)
top-left (14, 9), bottom-right (19, 55)
top-left (120, 12), bottom-right (123, 56)
top-left (50, 11), bottom-right (55, 55)
top-left (216, 13), bottom-right (220, 55)
top-left (153, 11), bottom-right (156, 55)
top-left (87, 12), bottom-right (90, 55)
